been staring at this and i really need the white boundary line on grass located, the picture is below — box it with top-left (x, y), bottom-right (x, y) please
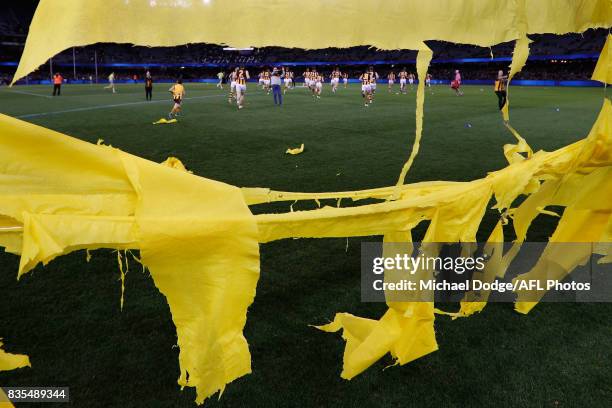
top-left (10, 90), bottom-right (53, 99)
top-left (16, 94), bottom-right (226, 119)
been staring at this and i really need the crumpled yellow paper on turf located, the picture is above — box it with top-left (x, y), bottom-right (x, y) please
top-left (285, 144), bottom-right (304, 155)
top-left (153, 118), bottom-right (177, 125)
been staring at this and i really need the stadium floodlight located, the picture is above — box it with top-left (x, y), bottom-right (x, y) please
top-left (223, 47), bottom-right (254, 51)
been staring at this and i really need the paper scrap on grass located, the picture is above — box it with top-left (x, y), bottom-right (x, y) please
top-left (286, 144), bottom-right (304, 155)
top-left (153, 118), bottom-right (177, 125)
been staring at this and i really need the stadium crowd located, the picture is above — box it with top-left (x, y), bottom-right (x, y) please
top-left (0, 2), bottom-right (607, 84)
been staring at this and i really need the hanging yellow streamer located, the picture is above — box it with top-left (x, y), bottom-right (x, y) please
top-left (393, 45), bottom-right (433, 192)
top-left (592, 34), bottom-right (612, 84)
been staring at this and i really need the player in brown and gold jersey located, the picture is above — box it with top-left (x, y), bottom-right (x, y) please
top-left (235, 67), bottom-right (250, 109)
top-left (359, 70), bottom-right (373, 107)
top-left (262, 69), bottom-right (271, 94)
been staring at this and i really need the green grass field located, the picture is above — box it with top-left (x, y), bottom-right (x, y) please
top-left (1, 83), bottom-right (611, 407)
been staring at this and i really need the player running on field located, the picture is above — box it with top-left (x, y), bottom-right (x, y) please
top-left (330, 67), bottom-right (341, 93)
top-left (359, 70), bottom-right (373, 107)
top-left (258, 71), bottom-right (265, 89)
top-left (283, 69), bottom-right (292, 94)
top-left (302, 68), bottom-right (311, 87)
top-left (399, 68), bottom-right (408, 94)
top-left (494, 70), bottom-right (508, 110)
top-left (343, 72), bottom-right (348, 88)
top-left (308, 69), bottom-right (317, 96)
top-left (168, 79), bottom-right (185, 119)
top-left (369, 67), bottom-right (379, 94)
top-left (216, 70), bottom-right (224, 89)
top-left (228, 67), bottom-right (238, 104)
top-left (235, 67), bottom-right (250, 109)
top-left (314, 72), bottom-right (323, 98)
top-left (451, 69), bottom-right (463, 96)
top-left (425, 73), bottom-right (432, 87)
top-left (262, 69), bottom-right (271, 94)
top-left (387, 71), bottom-right (396, 92)
top-left (104, 72), bottom-right (116, 93)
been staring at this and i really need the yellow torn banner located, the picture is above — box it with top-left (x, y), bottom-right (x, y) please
top-left (0, 114), bottom-right (260, 404)
top-left (1, 0), bottom-right (611, 405)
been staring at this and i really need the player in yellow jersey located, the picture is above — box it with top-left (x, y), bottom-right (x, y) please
top-left (359, 70), bottom-right (373, 107)
top-left (168, 79), bottom-right (185, 119)
top-left (387, 71), bottom-right (396, 92)
top-left (235, 67), bottom-right (250, 110)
